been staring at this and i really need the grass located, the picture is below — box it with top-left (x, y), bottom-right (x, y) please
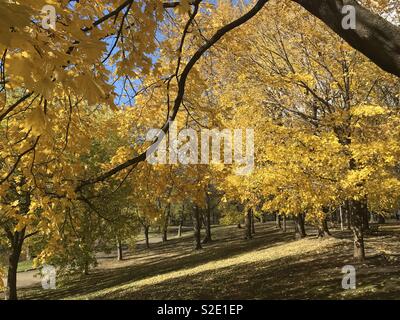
top-left (14, 222), bottom-right (400, 300)
top-left (17, 260), bottom-right (34, 273)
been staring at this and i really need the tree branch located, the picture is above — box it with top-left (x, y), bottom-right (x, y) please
top-left (77, 0), bottom-right (270, 190)
top-left (293, 0), bottom-right (400, 77)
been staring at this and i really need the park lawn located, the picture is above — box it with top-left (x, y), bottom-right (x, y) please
top-left (18, 222), bottom-right (400, 300)
top-left (17, 260), bottom-right (34, 273)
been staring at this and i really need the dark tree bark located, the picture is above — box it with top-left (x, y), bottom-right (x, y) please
top-left (282, 215), bottom-right (287, 232)
top-left (83, 261), bottom-right (90, 275)
top-left (293, 0), bottom-right (400, 77)
top-left (348, 199), bottom-right (366, 261)
top-left (244, 208), bottom-right (253, 239)
top-left (361, 202), bottom-right (370, 232)
top-left (162, 203), bottom-right (171, 243)
top-left (144, 225), bottom-right (150, 249)
top-left (345, 202), bottom-right (352, 230)
top-left (117, 238), bottom-right (123, 261)
top-left (4, 190), bottom-right (31, 300)
top-left (275, 213), bottom-right (282, 229)
top-left (193, 206), bottom-right (202, 250)
top-left (295, 213), bottom-right (307, 238)
top-left (377, 215), bottom-right (386, 224)
top-left (177, 218), bottom-right (184, 237)
top-left (237, 223), bottom-right (242, 229)
top-left (251, 212), bottom-right (256, 234)
top-left (177, 204), bottom-right (185, 237)
top-left (339, 205), bottom-right (345, 230)
top-left (317, 218), bottom-right (332, 238)
top-left (202, 207), bottom-right (212, 244)
top-left (5, 228), bottom-right (25, 300)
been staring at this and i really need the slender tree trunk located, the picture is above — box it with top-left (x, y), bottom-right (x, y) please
top-left (295, 213), bottom-right (307, 238)
top-left (362, 201), bottom-right (370, 233)
top-left (244, 208), bottom-right (253, 239)
top-left (237, 223), bottom-right (242, 229)
top-left (282, 215), bottom-right (287, 232)
top-left (275, 213), bottom-right (282, 229)
top-left (202, 207), bottom-right (212, 244)
top-left (83, 261), bottom-right (89, 275)
top-left (117, 239), bottom-right (123, 261)
top-left (251, 212), bottom-right (256, 235)
top-left (162, 227), bottom-right (168, 242)
top-left (177, 217), bottom-right (184, 237)
top-left (339, 206), bottom-right (344, 231)
top-left (193, 206), bottom-right (202, 250)
top-left (162, 204), bottom-right (171, 243)
top-left (346, 202), bottom-right (352, 230)
top-left (369, 212), bottom-right (375, 223)
top-left (348, 200), bottom-right (366, 261)
top-left (377, 215), bottom-right (386, 224)
top-left (144, 225), bottom-right (150, 249)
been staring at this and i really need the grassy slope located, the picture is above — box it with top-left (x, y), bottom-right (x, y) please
top-left (18, 222), bottom-right (400, 300)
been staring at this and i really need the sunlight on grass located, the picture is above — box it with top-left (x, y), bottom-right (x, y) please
top-left (75, 237), bottom-right (348, 300)
top-left (17, 260), bottom-right (34, 273)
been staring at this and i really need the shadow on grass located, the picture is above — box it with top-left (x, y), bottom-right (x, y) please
top-left (19, 223), bottom-right (294, 300)
top-left (96, 242), bottom-right (400, 300)
top-left (18, 222), bottom-right (400, 300)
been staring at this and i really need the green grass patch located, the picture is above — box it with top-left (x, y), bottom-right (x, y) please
top-left (17, 260), bottom-right (34, 272)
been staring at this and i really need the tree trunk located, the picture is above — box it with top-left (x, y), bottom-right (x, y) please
top-left (317, 218), bottom-right (331, 238)
top-left (162, 228), bottom-right (168, 242)
top-left (377, 215), bottom-right (386, 224)
top-left (237, 223), bottom-right (242, 229)
top-left (339, 206), bottom-right (344, 231)
top-left (144, 225), bottom-right (150, 249)
top-left (177, 218), bottom-right (184, 237)
top-left (362, 201), bottom-right (370, 232)
top-left (295, 213), bottom-right (307, 238)
top-left (251, 212), bottom-right (256, 234)
top-left (275, 213), bottom-right (282, 229)
top-left (193, 206), bottom-right (202, 250)
top-left (369, 212), bottom-right (377, 223)
top-left (346, 202), bottom-right (352, 230)
top-left (282, 215), bottom-right (287, 232)
top-left (83, 261), bottom-right (89, 275)
top-left (244, 208), bottom-right (253, 239)
top-left (202, 207), bottom-right (212, 244)
top-left (348, 200), bottom-right (366, 261)
top-left (117, 239), bottom-right (123, 261)
top-left (162, 204), bottom-right (171, 243)
top-left (6, 252), bottom-right (19, 300)
top-left (5, 229), bottom-right (25, 300)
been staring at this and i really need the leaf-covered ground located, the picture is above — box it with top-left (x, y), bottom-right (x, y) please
top-left (15, 222), bottom-right (400, 300)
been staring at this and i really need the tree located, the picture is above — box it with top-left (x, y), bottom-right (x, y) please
top-left (208, 1), bottom-right (400, 260)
